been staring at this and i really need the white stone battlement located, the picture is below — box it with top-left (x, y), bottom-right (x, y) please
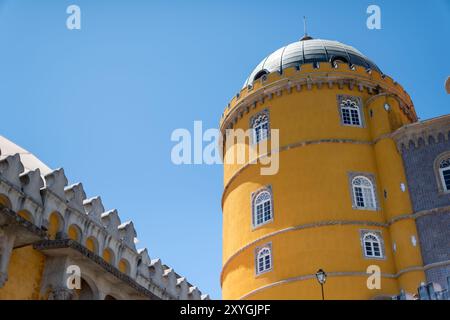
top-left (0, 145), bottom-right (207, 300)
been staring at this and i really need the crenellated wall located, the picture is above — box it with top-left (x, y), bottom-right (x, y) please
top-left (0, 147), bottom-right (209, 300)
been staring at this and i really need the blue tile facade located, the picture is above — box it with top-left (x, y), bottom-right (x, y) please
top-left (401, 136), bottom-right (450, 289)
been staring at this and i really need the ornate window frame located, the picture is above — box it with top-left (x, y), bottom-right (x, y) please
top-left (348, 172), bottom-right (379, 211)
top-left (249, 109), bottom-right (270, 145)
top-left (337, 95), bottom-right (365, 128)
top-left (434, 152), bottom-right (450, 194)
top-left (255, 242), bottom-right (273, 276)
top-left (251, 186), bottom-right (274, 229)
top-left (360, 230), bottom-right (385, 260)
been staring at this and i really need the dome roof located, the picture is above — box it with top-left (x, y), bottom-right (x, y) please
top-left (243, 38), bottom-right (381, 88)
top-left (0, 135), bottom-right (52, 176)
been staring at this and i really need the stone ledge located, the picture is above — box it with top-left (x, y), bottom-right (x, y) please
top-left (33, 239), bottom-right (171, 300)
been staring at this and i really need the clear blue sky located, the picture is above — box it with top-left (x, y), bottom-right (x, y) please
top-left (0, 0), bottom-right (448, 299)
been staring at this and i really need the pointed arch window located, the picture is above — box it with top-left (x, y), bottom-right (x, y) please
top-left (252, 188), bottom-right (273, 227)
top-left (362, 232), bottom-right (384, 258)
top-left (250, 110), bottom-right (270, 144)
top-left (256, 245), bottom-right (272, 275)
top-left (438, 157), bottom-right (450, 192)
top-left (352, 176), bottom-right (376, 210)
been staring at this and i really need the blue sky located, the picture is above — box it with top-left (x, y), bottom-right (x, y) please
top-left (0, 0), bottom-right (448, 299)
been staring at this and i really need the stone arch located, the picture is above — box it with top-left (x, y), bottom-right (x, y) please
top-left (67, 224), bottom-right (82, 242)
top-left (73, 276), bottom-right (99, 300)
top-left (47, 211), bottom-right (64, 240)
top-left (104, 294), bottom-right (118, 300)
top-left (17, 209), bottom-right (34, 223)
top-left (0, 194), bottom-right (12, 209)
top-left (428, 135), bottom-right (436, 145)
top-left (118, 258), bottom-right (130, 275)
top-left (85, 236), bottom-right (99, 254)
top-left (102, 247), bottom-right (115, 266)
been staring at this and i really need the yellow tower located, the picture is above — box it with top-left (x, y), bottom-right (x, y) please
top-left (220, 36), bottom-right (426, 300)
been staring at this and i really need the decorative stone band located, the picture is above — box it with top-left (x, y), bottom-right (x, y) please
top-left (222, 138), bottom-right (373, 208)
top-left (220, 70), bottom-right (417, 132)
top-left (33, 239), bottom-right (169, 300)
top-left (221, 204), bottom-right (450, 285)
top-left (220, 210), bottom-right (449, 286)
top-left (238, 266), bottom-right (432, 300)
top-left (221, 219), bottom-right (386, 285)
top-left (387, 204), bottom-right (450, 225)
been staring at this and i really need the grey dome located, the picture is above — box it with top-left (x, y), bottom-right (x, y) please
top-left (243, 38), bottom-right (381, 88)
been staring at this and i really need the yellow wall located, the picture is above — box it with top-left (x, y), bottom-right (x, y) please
top-left (221, 65), bottom-right (425, 299)
top-left (0, 246), bottom-right (45, 300)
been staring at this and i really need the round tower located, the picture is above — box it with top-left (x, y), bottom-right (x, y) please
top-left (220, 37), bottom-right (425, 300)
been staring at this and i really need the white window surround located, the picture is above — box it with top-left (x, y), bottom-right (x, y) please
top-left (439, 159), bottom-right (450, 192)
top-left (337, 95), bottom-right (364, 128)
top-left (360, 230), bottom-right (385, 259)
top-left (250, 109), bottom-right (270, 144)
top-left (251, 186), bottom-right (274, 229)
top-left (434, 153), bottom-right (450, 194)
top-left (255, 244), bottom-right (273, 275)
top-left (351, 175), bottom-right (377, 211)
top-left (341, 99), bottom-right (362, 126)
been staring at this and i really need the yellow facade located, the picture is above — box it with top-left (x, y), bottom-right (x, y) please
top-left (220, 45), bottom-right (426, 299)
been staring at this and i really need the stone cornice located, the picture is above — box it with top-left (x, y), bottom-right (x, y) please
top-left (33, 239), bottom-right (169, 300)
top-left (220, 65), bottom-right (417, 133)
top-left (391, 114), bottom-right (450, 151)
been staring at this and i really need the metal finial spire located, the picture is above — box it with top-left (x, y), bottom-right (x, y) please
top-left (303, 16), bottom-right (307, 37)
top-left (300, 16), bottom-right (313, 41)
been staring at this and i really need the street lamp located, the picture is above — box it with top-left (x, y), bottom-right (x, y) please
top-left (315, 269), bottom-right (327, 300)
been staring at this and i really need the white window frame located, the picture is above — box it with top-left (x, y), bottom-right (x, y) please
top-left (255, 244), bottom-right (273, 275)
top-left (251, 187), bottom-right (274, 228)
top-left (438, 159), bottom-right (450, 192)
top-left (341, 99), bottom-right (362, 126)
top-left (250, 110), bottom-right (270, 144)
top-left (337, 95), bottom-right (364, 128)
top-left (351, 176), bottom-right (377, 211)
top-left (361, 232), bottom-right (384, 259)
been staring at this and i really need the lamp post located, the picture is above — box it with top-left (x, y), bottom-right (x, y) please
top-left (315, 269), bottom-right (327, 300)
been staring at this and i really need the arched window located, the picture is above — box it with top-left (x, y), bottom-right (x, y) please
top-left (362, 233), bottom-right (383, 258)
top-left (256, 246), bottom-right (272, 275)
top-left (352, 176), bottom-right (376, 210)
top-left (252, 189), bottom-right (273, 227)
top-left (438, 157), bottom-right (450, 192)
top-left (251, 110), bottom-right (270, 144)
top-left (340, 99), bottom-right (362, 126)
